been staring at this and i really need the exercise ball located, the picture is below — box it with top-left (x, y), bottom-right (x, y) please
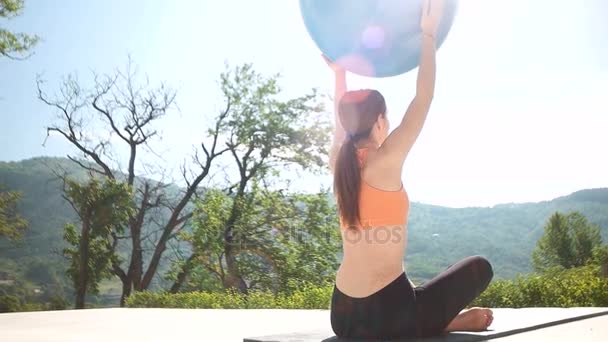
top-left (300, 0), bottom-right (459, 78)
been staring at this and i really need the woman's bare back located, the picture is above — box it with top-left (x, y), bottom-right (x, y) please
top-left (336, 224), bottom-right (408, 297)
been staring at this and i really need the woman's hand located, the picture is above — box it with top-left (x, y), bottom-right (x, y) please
top-left (322, 54), bottom-right (345, 74)
top-left (420, 0), bottom-right (445, 38)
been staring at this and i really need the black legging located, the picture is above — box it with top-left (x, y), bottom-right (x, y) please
top-left (330, 256), bottom-right (494, 339)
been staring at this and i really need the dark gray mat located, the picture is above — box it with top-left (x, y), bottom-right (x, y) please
top-left (243, 308), bottom-right (608, 342)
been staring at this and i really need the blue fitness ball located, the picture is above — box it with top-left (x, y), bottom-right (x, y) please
top-left (300, 0), bottom-right (459, 78)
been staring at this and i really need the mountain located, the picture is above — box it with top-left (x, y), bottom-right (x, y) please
top-left (1, 157), bottom-right (608, 288)
top-left (405, 189), bottom-right (608, 281)
top-left (0, 157), bottom-right (184, 301)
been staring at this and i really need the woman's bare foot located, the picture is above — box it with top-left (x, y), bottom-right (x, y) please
top-left (445, 307), bottom-right (493, 332)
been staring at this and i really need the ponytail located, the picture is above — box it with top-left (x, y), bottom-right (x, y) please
top-left (334, 130), bottom-right (371, 229)
top-left (333, 89), bottom-right (386, 229)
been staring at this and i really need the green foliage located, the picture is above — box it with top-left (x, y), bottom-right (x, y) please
top-left (532, 211), bottom-right (603, 272)
top-left (0, 0), bottom-right (40, 59)
top-left (570, 212), bottom-right (603, 265)
top-left (164, 63), bottom-right (336, 297)
top-left (218, 63), bottom-right (331, 175)
top-left (0, 293), bottom-right (68, 313)
top-left (0, 188), bottom-right (27, 240)
top-left (126, 284), bottom-right (334, 309)
top-left (532, 212), bottom-right (574, 270)
top-left (179, 185), bottom-right (340, 294)
top-left (24, 258), bottom-right (58, 284)
top-left (0, 256), bottom-right (70, 297)
top-left (0, 294), bottom-right (20, 312)
top-left (46, 293), bottom-right (69, 310)
top-left (0, 158), bottom-right (80, 261)
top-left (472, 265), bottom-right (608, 308)
top-left (130, 266), bottom-right (608, 310)
top-left (593, 244), bottom-right (608, 265)
top-left (0, 271), bottom-right (69, 312)
top-left (3, 159), bottom-right (608, 284)
top-left (127, 290), bottom-right (247, 309)
top-left (62, 178), bottom-right (134, 303)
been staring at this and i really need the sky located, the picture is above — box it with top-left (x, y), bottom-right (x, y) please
top-left (0, 0), bottom-right (607, 208)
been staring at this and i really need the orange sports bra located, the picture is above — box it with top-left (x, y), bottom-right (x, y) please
top-left (340, 148), bottom-right (410, 229)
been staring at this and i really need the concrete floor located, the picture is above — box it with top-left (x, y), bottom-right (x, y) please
top-left (1, 308), bottom-right (607, 342)
top-left (1, 308), bottom-right (328, 342)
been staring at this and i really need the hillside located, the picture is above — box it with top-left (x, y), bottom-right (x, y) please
top-left (1, 157), bottom-right (608, 287)
top-left (406, 191), bottom-right (608, 280)
top-left (0, 157), bottom-right (184, 302)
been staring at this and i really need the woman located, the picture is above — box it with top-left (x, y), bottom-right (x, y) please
top-left (326, 0), bottom-right (494, 339)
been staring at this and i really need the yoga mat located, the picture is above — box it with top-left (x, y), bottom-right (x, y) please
top-left (243, 308), bottom-right (608, 342)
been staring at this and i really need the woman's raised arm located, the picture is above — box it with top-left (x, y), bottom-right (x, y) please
top-left (324, 55), bottom-right (348, 172)
top-left (377, 0), bottom-right (444, 171)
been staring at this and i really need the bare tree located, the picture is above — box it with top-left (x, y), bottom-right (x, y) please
top-left (38, 59), bottom-right (331, 302)
top-left (38, 59), bottom-right (229, 305)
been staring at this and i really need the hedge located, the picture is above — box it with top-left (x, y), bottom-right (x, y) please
top-left (127, 266), bottom-right (608, 309)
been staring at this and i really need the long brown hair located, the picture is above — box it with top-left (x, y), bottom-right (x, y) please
top-left (334, 89), bottom-right (386, 228)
